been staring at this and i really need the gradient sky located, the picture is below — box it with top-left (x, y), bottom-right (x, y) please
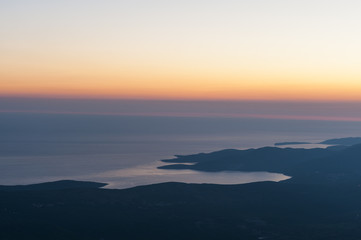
top-left (1, 0), bottom-right (361, 100)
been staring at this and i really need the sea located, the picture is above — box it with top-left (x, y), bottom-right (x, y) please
top-left (1, 112), bottom-right (361, 189)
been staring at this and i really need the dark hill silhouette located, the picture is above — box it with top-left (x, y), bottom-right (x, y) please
top-left (273, 137), bottom-right (361, 146)
top-left (274, 141), bottom-right (311, 146)
top-left (286, 143), bottom-right (361, 184)
top-left (292, 144), bottom-right (361, 174)
top-left (159, 146), bottom-right (335, 174)
top-left (0, 180), bottom-right (107, 191)
top-left (159, 144), bottom-right (361, 184)
top-left (1, 180), bottom-right (361, 239)
top-left (160, 142), bottom-right (361, 185)
top-left (319, 137), bottom-right (361, 146)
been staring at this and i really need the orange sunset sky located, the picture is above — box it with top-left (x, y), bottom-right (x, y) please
top-left (1, 1), bottom-right (361, 101)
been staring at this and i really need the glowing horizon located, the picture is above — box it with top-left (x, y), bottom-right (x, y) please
top-left (1, 1), bottom-right (361, 101)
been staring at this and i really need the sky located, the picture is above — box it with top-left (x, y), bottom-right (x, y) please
top-left (1, 0), bottom-right (361, 101)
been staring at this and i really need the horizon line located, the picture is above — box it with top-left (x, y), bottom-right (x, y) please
top-left (2, 110), bottom-right (361, 123)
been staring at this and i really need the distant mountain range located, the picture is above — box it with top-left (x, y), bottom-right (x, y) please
top-left (319, 137), bottom-right (361, 145)
top-left (274, 137), bottom-right (361, 146)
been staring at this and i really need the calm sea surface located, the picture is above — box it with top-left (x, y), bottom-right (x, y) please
top-left (1, 113), bottom-right (361, 188)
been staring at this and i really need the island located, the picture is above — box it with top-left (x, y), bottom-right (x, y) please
top-left (274, 141), bottom-right (311, 146)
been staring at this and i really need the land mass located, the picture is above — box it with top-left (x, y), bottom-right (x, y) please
top-left (1, 179), bottom-right (361, 239)
top-left (319, 137), bottom-right (361, 146)
top-left (3, 137), bottom-right (361, 239)
top-left (273, 137), bottom-right (361, 146)
top-left (159, 137), bottom-right (361, 184)
top-left (0, 180), bottom-right (107, 191)
top-left (274, 141), bottom-right (311, 146)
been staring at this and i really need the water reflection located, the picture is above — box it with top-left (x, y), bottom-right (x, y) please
top-left (90, 162), bottom-right (290, 189)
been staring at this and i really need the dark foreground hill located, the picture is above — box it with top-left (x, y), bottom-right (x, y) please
top-left (1, 180), bottom-right (361, 240)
